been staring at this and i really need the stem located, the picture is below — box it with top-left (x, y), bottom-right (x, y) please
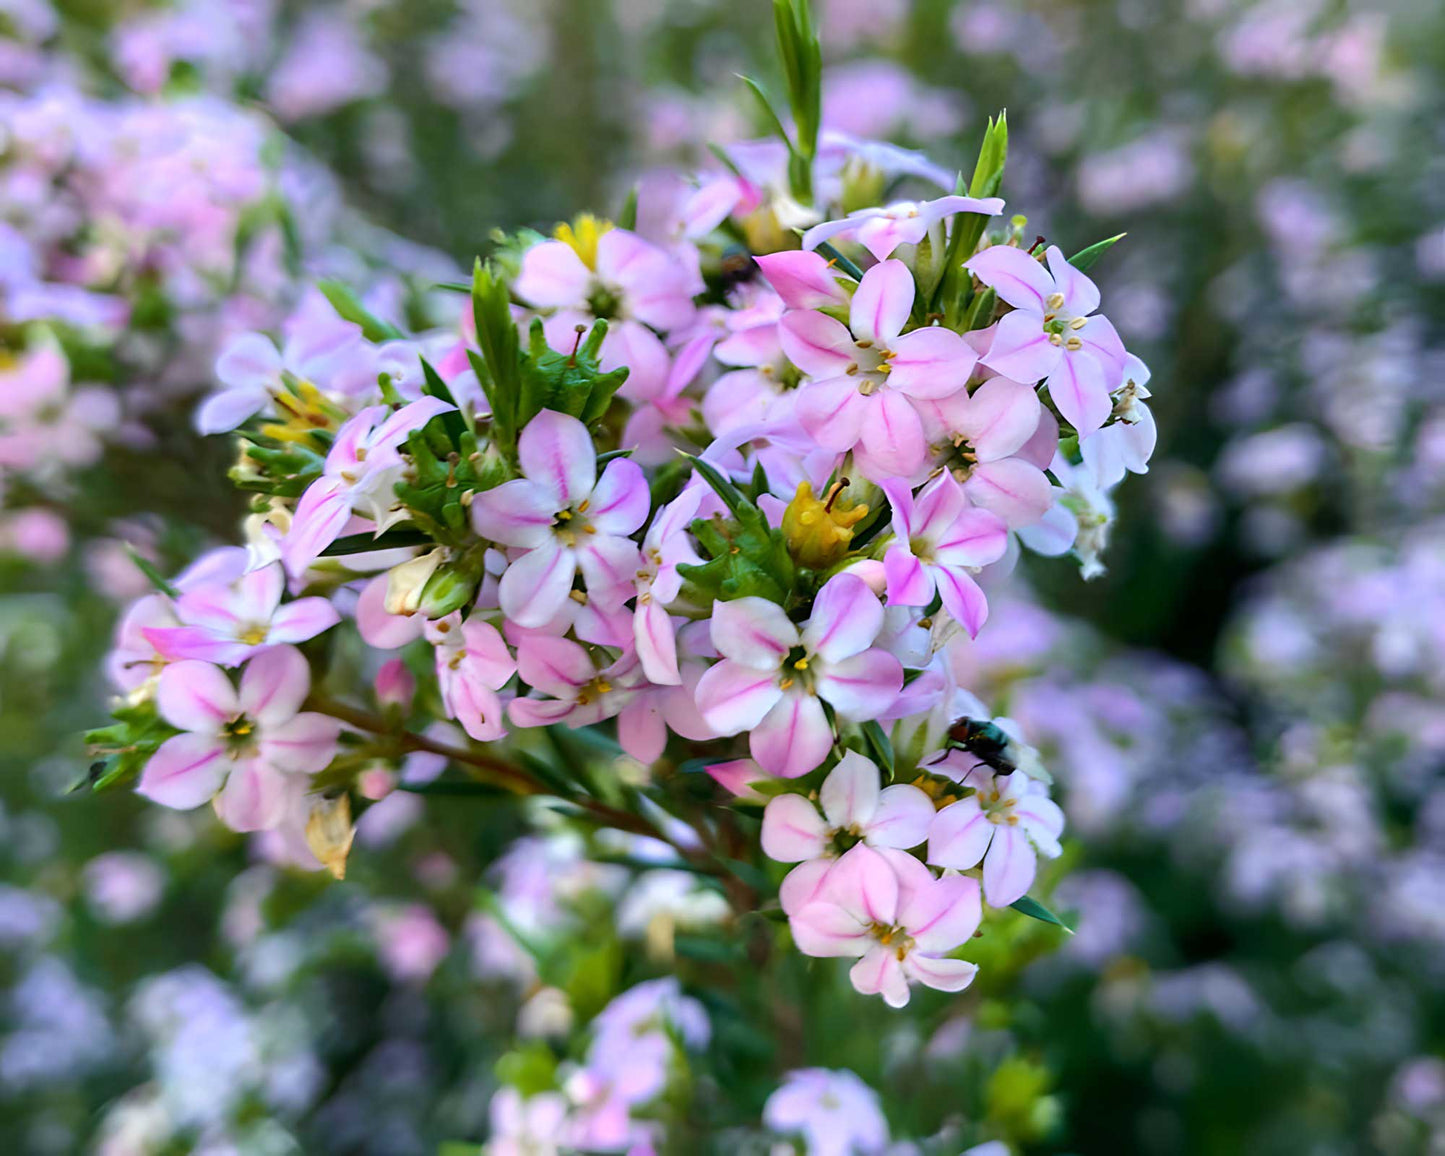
top-left (308, 695), bottom-right (733, 886)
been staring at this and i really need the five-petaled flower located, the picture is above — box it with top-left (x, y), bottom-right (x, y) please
top-left (789, 843), bottom-right (982, 1007)
top-left (801, 193), bottom-right (1006, 262)
top-left (880, 472), bottom-right (1009, 637)
top-left (471, 409), bottom-right (650, 629)
top-left (782, 259), bottom-right (978, 476)
top-left (694, 573), bottom-right (904, 779)
top-left (137, 645), bottom-right (341, 832)
top-left (926, 760), bottom-right (1065, 907)
top-left (966, 244), bottom-right (1126, 437)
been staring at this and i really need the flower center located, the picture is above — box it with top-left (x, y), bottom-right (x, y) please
top-left (981, 787), bottom-right (1020, 826)
top-left (222, 714), bottom-right (257, 755)
top-left (843, 339), bottom-right (892, 395)
top-left (868, 921), bottom-right (916, 961)
top-left (573, 675), bottom-right (612, 706)
top-left (237, 623), bottom-right (269, 646)
top-left (552, 499), bottom-right (595, 547)
top-left (777, 645), bottom-right (815, 694)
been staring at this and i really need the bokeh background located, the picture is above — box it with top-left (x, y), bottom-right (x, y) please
top-left (1, 0), bottom-right (1442, 1152)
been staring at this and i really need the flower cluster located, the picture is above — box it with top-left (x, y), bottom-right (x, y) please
top-left (88, 4), bottom-right (1155, 1014)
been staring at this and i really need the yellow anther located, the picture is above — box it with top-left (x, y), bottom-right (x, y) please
top-left (1069, 316), bottom-right (1088, 330)
top-left (553, 213), bottom-right (613, 271)
top-left (793, 657), bottom-right (810, 671)
top-left (1046, 292), bottom-right (1065, 310)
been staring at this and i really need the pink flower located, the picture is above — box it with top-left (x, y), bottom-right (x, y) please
top-left (508, 634), bottom-right (637, 729)
top-left (926, 764), bottom-right (1065, 907)
top-left (516, 228), bottom-right (700, 402)
top-left (487, 1088), bottom-right (571, 1156)
top-left (922, 374), bottom-right (1054, 528)
top-left (143, 561), bottom-right (339, 666)
top-left (965, 245), bottom-right (1127, 436)
top-left (763, 1068), bottom-right (890, 1156)
top-left (783, 260), bottom-right (975, 475)
top-left (760, 751), bottom-right (934, 862)
top-left (136, 646), bottom-right (340, 832)
top-left (694, 573), bottom-right (903, 779)
top-left (1079, 353), bottom-right (1156, 487)
top-left (283, 396), bottom-right (455, 575)
top-left (428, 614), bottom-right (515, 741)
top-left (632, 489), bottom-right (703, 685)
top-left (471, 410), bottom-right (649, 628)
top-left (880, 472), bottom-right (1008, 637)
top-left (789, 843), bottom-right (981, 1007)
top-left (197, 301), bottom-right (368, 434)
top-left (754, 250), bottom-right (848, 310)
top-left (801, 193), bottom-right (1005, 263)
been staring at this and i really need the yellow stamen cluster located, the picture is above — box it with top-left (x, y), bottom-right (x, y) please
top-left (259, 381), bottom-right (339, 444)
top-left (554, 214), bottom-right (613, 271)
top-left (782, 480), bottom-right (869, 569)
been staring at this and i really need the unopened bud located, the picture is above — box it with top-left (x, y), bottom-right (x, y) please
top-left (384, 549), bottom-right (445, 616)
top-left (374, 657), bottom-right (415, 709)
top-left (417, 563), bottom-right (480, 619)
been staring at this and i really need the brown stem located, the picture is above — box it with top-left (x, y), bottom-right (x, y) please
top-left (309, 695), bottom-right (728, 882)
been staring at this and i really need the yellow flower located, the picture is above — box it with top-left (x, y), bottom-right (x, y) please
top-left (554, 214), bottom-right (613, 271)
top-left (782, 480), bottom-right (868, 569)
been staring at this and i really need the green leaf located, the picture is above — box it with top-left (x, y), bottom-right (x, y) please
top-left (773, 0), bottom-right (821, 167)
top-left (933, 112), bottom-right (1009, 316)
top-left (125, 547), bottom-right (178, 598)
top-left (738, 73), bottom-right (800, 178)
top-left (316, 279), bottom-right (406, 342)
top-left (471, 259), bottom-right (522, 451)
top-left (319, 528), bottom-right (434, 557)
top-left (1068, 232), bottom-right (1126, 273)
top-left (860, 720), bottom-right (895, 778)
top-left (1009, 895), bottom-right (1074, 933)
top-left (419, 358), bottom-right (468, 443)
top-left (681, 453), bottom-right (747, 518)
top-left (812, 241), bottom-right (863, 282)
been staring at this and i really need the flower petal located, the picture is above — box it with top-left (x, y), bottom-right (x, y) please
top-left (790, 901), bottom-right (869, 958)
top-left (498, 538), bottom-right (577, 628)
top-left (927, 797), bottom-right (994, 869)
top-left (238, 644), bottom-right (309, 727)
top-left (515, 634), bottom-right (593, 697)
top-left (268, 597), bottom-right (341, 644)
top-left (212, 759), bottom-right (289, 832)
top-left (905, 954), bottom-right (979, 995)
top-left (761, 793), bottom-right (830, 863)
top-left (710, 597), bottom-right (798, 667)
top-left (819, 750), bottom-right (881, 830)
top-left (965, 246), bottom-right (1053, 312)
top-left (936, 566), bottom-right (990, 638)
top-left (981, 825), bottom-right (1037, 907)
top-left (1046, 350), bottom-right (1112, 437)
top-left (517, 409), bottom-right (597, 508)
top-left (156, 660), bottom-right (237, 732)
top-left (823, 843), bottom-right (899, 926)
top-left (815, 649), bottom-right (903, 722)
top-left (259, 712), bottom-right (341, 774)
top-left (803, 572), bottom-right (883, 663)
top-left (903, 873), bottom-right (982, 953)
top-left (587, 458), bottom-right (650, 535)
top-left (754, 251), bottom-right (848, 309)
top-left (795, 377), bottom-right (869, 452)
top-left (694, 659), bottom-right (783, 735)
top-left (866, 784), bottom-right (936, 850)
top-left (514, 240), bottom-right (592, 308)
top-left (965, 459), bottom-right (1054, 529)
top-left (850, 944), bottom-right (911, 1007)
top-left (849, 260), bottom-right (914, 345)
top-left (136, 733), bottom-right (227, 810)
top-left (470, 479), bottom-right (559, 548)
top-left (778, 310), bottom-right (857, 379)
top-left (750, 691), bottom-right (833, 778)
top-left (858, 388), bottom-right (926, 476)
top-left (1045, 245), bottom-right (1100, 317)
top-left (887, 327), bottom-right (977, 399)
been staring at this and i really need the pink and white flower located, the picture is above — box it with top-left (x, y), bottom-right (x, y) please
top-left (472, 410), bottom-right (649, 628)
top-left (694, 573), bottom-right (903, 779)
top-left (283, 395), bottom-right (455, 575)
top-left (880, 472), bottom-right (1009, 637)
top-left (783, 260), bottom-right (976, 475)
top-left (144, 560), bottom-right (340, 666)
top-left (632, 489), bottom-right (703, 685)
top-left (923, 374), bottom-right (1054, 528)
top-left (763, 1068), bottom-right (890, 1156)
top-left (965, 244), bottom-right (1127, 436)
top-left (926, 763), bottom-right (1065, 907)
top-left (428, 614), bottom-right (516, 741)
top-left (136, 646), bottom-right (340, 831)
top-left (789, 843), bottom-right (982, 1007)
top-left (760, 751), bottom-right (934, 863)
top-left (801, 193), bottom-right (1006, 263)
top-left (515, 227), bottom-right (700, 402)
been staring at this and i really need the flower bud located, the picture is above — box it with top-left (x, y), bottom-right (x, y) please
top-left (384, 549), bottom-right (445, 616)
top-left (374, 657), bottom-right (415, 709)
top-left (782, 480), bottom-right (868, 569)
top-left (417, 562), bottom-right (481, 619)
